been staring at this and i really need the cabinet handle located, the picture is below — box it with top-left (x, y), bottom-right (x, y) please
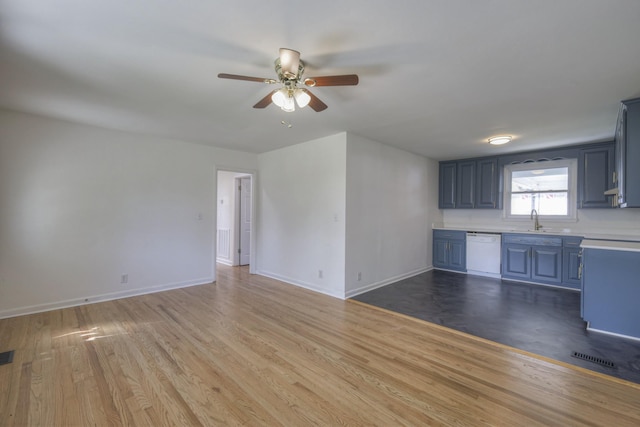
top-left (613, 171), bottom-right (617, 184)
top-left (578, 249), bottom-right (583, 279)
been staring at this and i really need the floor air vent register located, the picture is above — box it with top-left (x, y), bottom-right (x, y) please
top-left (571, 351), bottom-right (615, 368)
top-left (0, 350), bottom-right (15, 366)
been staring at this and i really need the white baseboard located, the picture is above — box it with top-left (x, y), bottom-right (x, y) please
top-left (0, 277), bottom-right (215, 319)
top-left (345, 266), bottom-right (432, 298)
top-left (255, 270), bottom-right (345, 300)
top-left (586, 324), bottom-right (640, 342)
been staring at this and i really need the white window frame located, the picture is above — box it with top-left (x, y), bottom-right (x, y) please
top-left (503, 158), bottom-right (577, 221)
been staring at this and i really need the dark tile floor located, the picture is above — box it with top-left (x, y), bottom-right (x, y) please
top-left (352, 269), bottom-right (640, 384)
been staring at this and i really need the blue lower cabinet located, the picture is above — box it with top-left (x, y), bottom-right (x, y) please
top-left (501, 234), bottom-right (562, 285)
top-left (562, 237), bottom-right (583, 289)
top-left (531, 246), bottom-right (562, 284)
top-left (582, 247), bottom-right (640, 339)
top-left (502, 244), bottom-right (530, 279)
top-left (433, 230), bottom-right (466, 272)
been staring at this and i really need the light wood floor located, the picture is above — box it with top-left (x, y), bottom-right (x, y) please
top-left (1, 265), bottom-right (639, 426)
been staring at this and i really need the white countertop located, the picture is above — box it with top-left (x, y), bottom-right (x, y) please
top-left (432, 226), bottom-right (640, 242)
top-left (580, 239), bottom-right (640, 252)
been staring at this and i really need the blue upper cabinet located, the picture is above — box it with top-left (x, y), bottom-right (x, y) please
top-left (439, 157), bottom-right (499, 209)
top-left (456, 161), bottom-right (476, 208)
top-left (476, 157), bottom-right (499, 209)
top-left (439, 162), bottom-right (457, 208)
top-left (578, 142), bottom-right (615, 208)
top-left (614, 97), bottom-right (640, 208)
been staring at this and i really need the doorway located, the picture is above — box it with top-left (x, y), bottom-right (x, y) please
top-left (237, 176), bottom-right (251, 266)
top-left (215, 170), bottom-right (255, 271)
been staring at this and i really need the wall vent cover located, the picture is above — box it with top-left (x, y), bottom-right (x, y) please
top-left (0, 350), bottom-right (15, 365)
top-left (571, 351), bottom-right (615, 368)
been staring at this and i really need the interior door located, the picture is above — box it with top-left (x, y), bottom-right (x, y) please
top-left (239, 176), bottom-right (251, 266)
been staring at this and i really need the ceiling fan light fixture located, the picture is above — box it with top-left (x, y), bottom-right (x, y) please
top-left (294, 89), bottom-right (310, 108)
top-left (281, 95), bottom-right (295, 112)
top-left (219, 48), bottom-right (358, 112)
top-left (271, 89), bottom-right (287, 107)
top-left (488, 135), bottom-right (512, 145)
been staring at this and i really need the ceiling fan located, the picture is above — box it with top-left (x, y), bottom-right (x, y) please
top-left (218, 48), bottom-right (359, 112)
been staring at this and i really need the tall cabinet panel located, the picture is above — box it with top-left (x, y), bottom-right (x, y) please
top-left (439, 162), bottom-right (457, 209)
top-left (613, 97), bottom-right (640, 208)
top-left (476, 158), bottom-right (499, 208)
top-left (578, 142), bottom-right (615, 208)
top-left (456, 161), bottom-right (476, 208)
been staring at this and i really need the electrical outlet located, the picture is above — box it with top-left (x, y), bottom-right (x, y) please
top-left (318, 270), bottom-right (323, 279)
top-left (121, 274), bottom-right (128, 284)
top-left (357, 272), bottom-right (362, 281)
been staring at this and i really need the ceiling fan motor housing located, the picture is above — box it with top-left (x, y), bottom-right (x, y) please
top-left (275, 58), bottom-right (305, 82)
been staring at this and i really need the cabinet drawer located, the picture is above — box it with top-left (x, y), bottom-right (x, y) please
top-left (502, 234), bottom-right (562, 247)
top-left (433, 229), bottom-right (466, 241)
top-left (563, 237), bottom-right (583, 248)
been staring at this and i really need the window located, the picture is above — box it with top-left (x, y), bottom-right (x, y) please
top-left (504, 159), bottom-right (577, 220)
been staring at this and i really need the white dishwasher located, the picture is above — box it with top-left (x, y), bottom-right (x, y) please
top-left (466, 232), bottom-right (501, 278)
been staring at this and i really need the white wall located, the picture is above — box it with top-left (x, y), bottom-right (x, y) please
top-left (0, 110), bottom-right (257, 318)
top-left (345, 134), bottom-right (441, 297)
top-left (256, 133), bottom-right (347, 298)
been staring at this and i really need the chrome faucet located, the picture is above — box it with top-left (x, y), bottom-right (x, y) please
top-left (530, 209), bottom-right (541, 231)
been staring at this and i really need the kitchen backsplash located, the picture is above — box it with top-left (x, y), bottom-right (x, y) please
top-left (440, 208), bottom-right (640, 238)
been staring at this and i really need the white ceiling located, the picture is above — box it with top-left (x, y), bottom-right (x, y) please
top-left (2, 0), bottom-right (640, 160)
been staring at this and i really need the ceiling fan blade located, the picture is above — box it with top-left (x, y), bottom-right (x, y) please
top-left (304, 74), bottom-right (359, 87)
top-left (253, 91), bottom-right (276, 109)
top-left (279, 48), bottom-right (300, 78)
top-left (302, 89), bottom-right (328, 112)
top-left (218, 73), bottom-right (275, 83)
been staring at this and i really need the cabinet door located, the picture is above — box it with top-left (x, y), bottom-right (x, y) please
top-left (456, 161), bottom-right (476, 208)
top-left (439, 162), bottom-right (457, 209)
top-left (578, 144), bottom-right (615, 208)
top-left (502, 244), bottom-right (530, 279)
top-left (531, 246), bottom-right (562, 284)
top-left (562, 247), bottom-right (582, 289)
top-left (476, 158), bottom-right (499, 208)
top-left (624, 99), bottom-right (640, 207)
top-left (448, 240), bottom-right (466, 271)
top-left (433, 239), bottom-right (449, 268)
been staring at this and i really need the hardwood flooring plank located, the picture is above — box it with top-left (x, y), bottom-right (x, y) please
top-left (1, 264), bottom-right (640, 426)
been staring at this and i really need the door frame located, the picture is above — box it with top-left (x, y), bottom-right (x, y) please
top-left (215, 167), bottom-right (257, 275)
top-left (235, 175), bottom-right (252, 266)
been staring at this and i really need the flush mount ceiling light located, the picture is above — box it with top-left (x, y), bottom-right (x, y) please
top-left (488, 136), bottom-right (512, 145)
